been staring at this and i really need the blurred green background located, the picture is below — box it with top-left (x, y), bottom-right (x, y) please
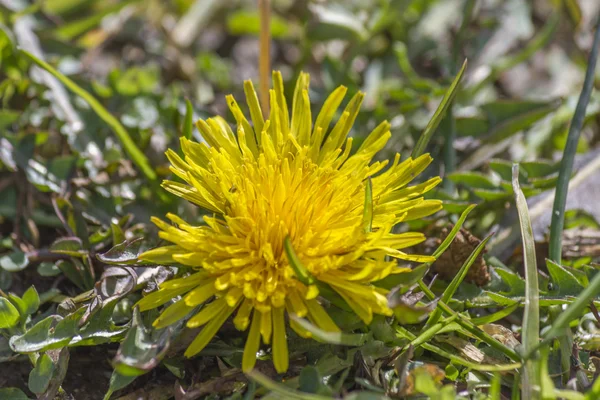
top-left (2, 0), bottom-right (600, 399)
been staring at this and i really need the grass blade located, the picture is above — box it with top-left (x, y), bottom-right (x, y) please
top-left (247, 370), bottom-right (331, 400)
top-left (182, 99), bottom-right (194, 140)
top-left (424, 232), bottom-right (492, 329)
top-left (288, 315), bottom-right (369, 346)
top-left (512, 163), bottom-right (540, 399)
top-left (431, 204), bottom-right (477, 259)
top-left (549, 16), bottom-right (600, 262)
top-left (375, 204), bottom-right (476, 289)
top-left (412, 59), bottom-right (467, 158)
top-left (284, 237), bottom-right (314, 286)
top-left (19, 50), bottom-right (157, 182)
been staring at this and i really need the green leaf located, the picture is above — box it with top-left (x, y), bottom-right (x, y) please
top-left (28, 353), bottom-right (55, 394)
top-left (0, 297), bottom-right (20, 329)
top-left (392, 299), bottom-right (438, 325)
top-left (455, 116), bottom-right (488, 137)
top-left (9, 301), bottom-right (128, 352)
top-left (512, 164), bottom-right (541, 398)
top-left (22, 286), bottom-right (40, 316)
top-left (0, 250), bottom-right (29, 272)
top-left (37, 262), bottom-right (61, 277)
top-left (97, 238), bottom-right (145, 265)
top-left (520, 160), bottom-right (560, 178)
top-left (50, 237), bottom-right (86, 258)
top-left (489, 158), bottom-right (522, 181)
top-left (113, 308), bottom-right (182, 376)
top-left (110, 220), bottom-right (125, 246)
top-left (56, 260), bottom-right (85, 290)
top-left (19, 50), bottom-right (157, 182)
top-left (472, 189), bottom-right (510, 201)
top-left (8, 294), bottom-right (27, 318)
top-left (9, 315), bottom-right (74, 352)
top-left (546, 259), bottom-right (585, 296)
top-left (447, 171), bottom-right (498, 189)
top-left (543, 273), bottom-right (600, 343)
top-left (104, 370), bottom-right (137, 400)
top-left (374, 263), bottom-right (429, 290)
top-left (412, 59), bottom-right (467, 158)
top-left (483, 102), bottom-right (560, 144)
top-left (299, 366), bottom-right (327, 395)
top-left (308, 4), bottom-right (368, 42)
top-left (0, 388), bottom-right (29, 400)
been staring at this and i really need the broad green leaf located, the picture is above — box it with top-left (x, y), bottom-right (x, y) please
top-left (110, 221), bottom-right (125, 247)
top-left (21, 286), bottom-right (40, 316)
top-left (546, 259), bottom-right (585, 296)
top-left (543, 273), bottom-right (600, 343)
top-left (8, 294), bottom-right (27, 318)
top-left (455, 116), bottom-right (488, 137)
top-left (50, 237), bottom-right (86, 258)
top-left (489, 158), bottom-right (525, 181)
top-left (0, 388), bottom-right (29, 400)
top-left (28, 353), bottom-right (55, 394)
top-left (0, 250), bottom-right (28, 272)
top-left (104, 370), bottom-right (137, 400)
top-left (10, 301), bottom-right (128, 353)
top-left (299, 366), bottom-right (323, 394)
top-left (0, 297), bottom-right (20, 329)
top-left (308, 4), bottom-right (368, 42)
top-left (9, 315), bottom-right (75, 352)
top-left (113, 308), bottom-right (182, 377)
top-left (97, 238), bottom-right (145, 265)
top-left (520, 160), bottom-right (560, 178)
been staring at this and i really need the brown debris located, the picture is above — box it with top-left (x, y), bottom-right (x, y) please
top-left (423, 225), bottom-right (491, 287)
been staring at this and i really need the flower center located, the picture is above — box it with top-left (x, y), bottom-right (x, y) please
top-left (215, 151), bottom-right (367, 310)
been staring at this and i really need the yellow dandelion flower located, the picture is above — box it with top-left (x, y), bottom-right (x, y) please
top-left (137, 71), bottom-right (442, 373)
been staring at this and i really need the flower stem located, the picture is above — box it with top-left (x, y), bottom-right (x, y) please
top-left (259, 0), bottom-right (271, 115)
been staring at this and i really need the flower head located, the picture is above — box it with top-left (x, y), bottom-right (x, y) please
top-left (138, 72), bottom-right (442, 373)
